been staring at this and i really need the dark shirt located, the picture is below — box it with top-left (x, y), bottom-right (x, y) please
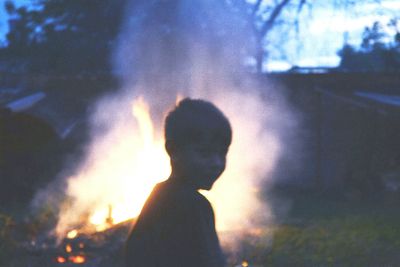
top-left (125, 178), bottom-right (225, 267)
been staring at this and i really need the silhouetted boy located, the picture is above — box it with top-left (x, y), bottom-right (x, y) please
top-left (126, 98), bottom-right (231, 267)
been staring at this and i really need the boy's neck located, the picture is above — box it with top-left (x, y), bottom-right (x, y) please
top-left (167, 174), bottom-right (198, 190)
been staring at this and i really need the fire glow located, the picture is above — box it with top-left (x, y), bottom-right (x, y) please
top-left (67, 229), bottom-right (78, 239)
top-left (65, 244), bottom-right (72, 253)
top-left (56, 256), bottom-right (66, 263)
top-left (69, 255), bottom-right (86, 264)
top-left (56, 232), bottom-right (90, 264)
top-left (55, 90), bottom-right (283, 241)
top-left (56, 255), bottom-right (86, 264)
top-left (56, 253), bottom-right (86, 264)
top-left (55, 97), bottom-right (171, 236)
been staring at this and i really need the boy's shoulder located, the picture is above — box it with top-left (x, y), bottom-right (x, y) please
top-left (153, 180), bottom-right (211, 210)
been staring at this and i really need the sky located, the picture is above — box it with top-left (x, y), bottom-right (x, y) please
top-left (265, 0), bottom-right (400, 70)
top-left (0, 0), bottom-right (399, 70)
top-left (0, 0), bottom-right (32, 45)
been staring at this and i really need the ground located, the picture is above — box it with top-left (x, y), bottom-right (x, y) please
top-left (1, 187), bottom-right (400, 267)
top-left (232, 187), bottom-right (400, 267)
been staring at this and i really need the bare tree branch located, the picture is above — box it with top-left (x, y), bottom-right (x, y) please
top-left (297, 0), bottom-right (307, 13)
top-left (251, 0), bottom-right (263, 16)
top-left (259, 0), bottom-right (291, 37)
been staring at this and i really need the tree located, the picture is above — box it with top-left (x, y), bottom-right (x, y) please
top-left (3, 1), bottom-right (41, 53)
top-left (338, 19), bottom-right (400, 71)
top-left (226, 0), bottom-right (308, 72)
top-left (2, 0), bottom-right (126, 73)
top-left (2, 0), bottom-right (392, 74)
top-left (227, 0), bottom-right (390, 72)
top-left (361, 22), bottom-right (388, 51)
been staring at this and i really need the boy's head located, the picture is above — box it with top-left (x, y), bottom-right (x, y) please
top-left (164, 98), bottom-right (232, 190)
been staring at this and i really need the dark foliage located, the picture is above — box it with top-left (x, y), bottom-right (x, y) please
top-left (0, 108), bottom-right (62, 205)
top-left (1, 0), bottom-right (127, 74)
top-left (338, 21), bottom-right (400, 71)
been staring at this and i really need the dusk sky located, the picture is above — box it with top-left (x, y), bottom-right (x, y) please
top-left (0, 0), bottom-right (31, 43)
top-left (0, 0), bottom-right (399, 69)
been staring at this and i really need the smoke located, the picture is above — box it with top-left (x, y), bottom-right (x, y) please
top-left (48, 0), bottom-right (298, 252)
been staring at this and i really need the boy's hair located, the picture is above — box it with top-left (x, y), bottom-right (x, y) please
top-left (164, 98), bottom-right (232, 148)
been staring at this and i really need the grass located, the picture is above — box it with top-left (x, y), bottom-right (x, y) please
top-left (236, 188), bottom-right (400, 267)
top-left (0, 212), bottom-right (17, 266)
top-left (265, 217), bottom-right (400, 266)
top-left (2, 188), bottom-right (400, 267)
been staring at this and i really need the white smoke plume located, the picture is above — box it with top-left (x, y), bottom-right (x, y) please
top-left (51, 0), bottom-right (298, 249)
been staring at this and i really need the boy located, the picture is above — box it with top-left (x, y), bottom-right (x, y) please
top-left (126, 98), bottom-right (232, 267)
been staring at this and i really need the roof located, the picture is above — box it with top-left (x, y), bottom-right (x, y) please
top-left (355, 91), bottom-right (400, 107)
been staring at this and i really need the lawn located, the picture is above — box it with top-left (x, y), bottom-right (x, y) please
top-left (230, 188), bottom-right (400, 267)
top-left (1, 188), bottom-right (400, 267)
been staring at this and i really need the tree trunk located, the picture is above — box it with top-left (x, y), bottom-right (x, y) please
top-left (255, 35), bottom-right (264, 73)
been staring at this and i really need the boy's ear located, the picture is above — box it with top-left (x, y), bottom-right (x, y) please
top-left (165, 140), bottom-right (178, 160)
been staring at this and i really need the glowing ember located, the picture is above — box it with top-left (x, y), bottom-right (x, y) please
top-left (242, 261), bottom-right (249, 267)
top-left (68, 255), bottom-right (86, 264)
top-left (56, 256), bottom-right (66, 263)
top-left (65, 244), bottom-right (72, 253)
top-left (67, 230), bottom-right (78, 239)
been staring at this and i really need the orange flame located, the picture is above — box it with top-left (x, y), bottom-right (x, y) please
top-left (84, 98), bottom-right (169, 231)
top-left (68, 255), bottom-right (86, 264)
top-left (56, 97), bottom-right (170, 236)
top-left (67, 229), bottom-right (78, 239)
top-left (56, 92), bottom-right (280, 237)
top-left (65, 244), bottom-right (72, 253)
top-left (56, 256), bottom-right (66, 263)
